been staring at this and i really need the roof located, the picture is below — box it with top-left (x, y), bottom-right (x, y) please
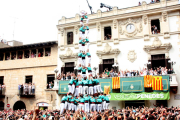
top-left (0, 41), bottom-right (58, 52)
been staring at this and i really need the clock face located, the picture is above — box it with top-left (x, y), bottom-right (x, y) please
top-left (126, 24), bottom-right (135, 33)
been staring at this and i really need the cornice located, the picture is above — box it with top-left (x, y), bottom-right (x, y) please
top-left (57, 4), bottom-right (180, 28)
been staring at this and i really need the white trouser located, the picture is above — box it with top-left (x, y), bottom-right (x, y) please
top-left (106, 102), bottom-right (110, 110)
top-left (65, 101), bottom-right (68, 109)
top-left (82, 74), bottom-right (86, 79)
top-left (79, 44), bottom-right (82, 52)
top-left (82, 46), bottom-right (85, 52)
top-left (74, 88), bottom-right (79, 97)
top-left (89, 87), bottom-right (93, 95)
top-left (86, 19), bottom-right (89, 24)
top-left (90, 104), bottom-right (95, 112)
top-left (79, 86), bottom-right (83, 94)
top-left (72, 84), bottom-right (75, 94)
top-left (70, 103), bottom-right (74, 111)
top-left (97, 85), bottom-right (103, 93)
top-left (95, 104), bottom-right (98, 111)
top-left (60, 103), bottom-right (65, 114)
top-left (68, 102), bottom-right (71, 110)
top-left (29, 88), bottom-right (31, 94)
top-left (87, 42), bottom-right (90, 50)
top-left (85, 103), bottom-right (89, 113)
top-left (78, 58), bottom-right (82, 65)
top-left (80, 21), bottom-right (84, 26)
top-left (86, 30), bottom-right (89, 37)
top-left (93, 86), bottom-right (97, 94)
top-left (74, 105), bottom-right (77, 111)
top-left (83, 86), bottom-right (88, 95)
top-left (88, 57), bottom-right (91, 64)
top-left (81, 33), bottom-right (86, 39)
top-left (79, 104), bottom-right (85, 111)
top-left (103, 101), bottom-right (106, 110)
top-left (82, 59), bottom-right (86, 66)
top-left (97, 104), bottom-right (102, 112)
top-left (68, 85), bottom-right (72, 93)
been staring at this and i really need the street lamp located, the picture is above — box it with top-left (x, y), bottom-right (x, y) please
top-left (53, 68), bottom-right (59, 90)
top-left (168, 60), bottom-right (176, 73)
top-left (93, 67), bottom-right (98, 77)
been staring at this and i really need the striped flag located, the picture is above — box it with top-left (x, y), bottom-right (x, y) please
top-left (152, 76), bottom-right (163, 90)
top-left (112, 77), bottom-right (120, 89)
top-left (104, 86), bottom-right (110, 95)
top-left (144, 75), bottom-right (152, 88)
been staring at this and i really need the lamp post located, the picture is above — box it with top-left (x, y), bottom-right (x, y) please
top-left (93, 67), bottom-right (98, 77)
top-left (53, 68), bottom-right (59, 90)
top-left (168, 60), bottom-right (176, 74)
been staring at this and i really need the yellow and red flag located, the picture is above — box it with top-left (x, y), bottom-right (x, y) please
top-left (152, 76), bottom-right (163, 90)
top-left (104, 86), bottom-right (110, 95)
top-left (112, 77), bottom-right (120, 89)
top-left (144, 75), bottom-right (152, 88)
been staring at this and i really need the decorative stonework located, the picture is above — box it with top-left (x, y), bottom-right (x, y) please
top-left (143, 15), bottom-right (148, 25)
top-left (127, 50), bottom-right (137, 63)
top-left (144, 34), bottom-right (150, 41)
top-left (113, 38), bottom-right (119, 45)
top-left (143, 37), bottom-right (172, 53)
top-left (164, 32), bottom-right (170, 39)
top-left (97, 9), bottom-right (102, 17)
top-left (96, 22), bottom-right (101, 31)
top-left (59, 48), bottom-right (78, 59)
top-left (119, 26), bottom-right (124, 35)
top-left (74, 43), bottom-right (79, 49)
top-left (60, 45), bottom-right (65, 51)
top-left (142, 1), bottom-right (147, 10)
top-left (97, 40), bottom-right (102, 46)
top-left (74, 26), bottom-right (79, 34)
top-left (75, 14), bottom-right (80, 21)
top-left (162, 12), bottom-right (167, 22)
top-left (139, 23), bottom-right (143, 33)
top-left (61, 16), bottom-right (66, 23)
top-left (60, 28), bottom-right (64, 36)
top-left (113, 7), bottom-right (118, 15)
top-left (113, 19), bottom-right (118, 29)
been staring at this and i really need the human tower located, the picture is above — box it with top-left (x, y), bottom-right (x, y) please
top-left (60, 11), bottom-right (110, 114)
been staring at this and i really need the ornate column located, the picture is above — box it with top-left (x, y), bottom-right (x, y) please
top-left (74, 25), bottom-right (79, 49)
top-left (3, 53), bottom-right (5, 61)
top-left (9, 52), bottom-right (11, 60)
top-left (22, 51), bottom-right (24, 59)
top-left (96, 22), bottom-right (102, 46)
top-left (112, 19), bottom-right (119, 44)
top-left (58, 27), bottom-right (65, 50)
top-left (161, 12), bottom-right (170, 39)
top-left (36, 49), bottom-right (38, 58)
top-left (43, 48), bottom-right (45, 57)
top-left (143, 15), bottom-right (150, 41)
top-left (29, 50), bottom-right (31, 58)
top-left (16, 51), bottom-right (18, 59)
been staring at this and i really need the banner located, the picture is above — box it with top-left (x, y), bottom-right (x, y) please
top-left (110, 92), bottom-right (170, 100)
top-left (120, 77), bottom-right (144, 93)
top-left (112, 77), bottom-right (120, 89)
top-left (104, 86), bottom-right (110, 95)
top-left (154, 75), bottom-right (170, 92)
top-left (58, 81), bottom-right (69, 94)
top-left (144, 75), bottom-right (152, 87)
top-left (152, 76), bottom-right (163, 90)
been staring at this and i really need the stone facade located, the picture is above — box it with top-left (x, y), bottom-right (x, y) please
top-left (0, 43), bottom-right (59, 110)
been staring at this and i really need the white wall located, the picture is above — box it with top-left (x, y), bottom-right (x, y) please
top-left (169, 16), bottom-right (179, 32)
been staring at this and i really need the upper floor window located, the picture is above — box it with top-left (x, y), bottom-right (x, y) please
top-left (17, 51), bottom-right (23, 59)
top-left (67, 32), bottom-right (73, 45)
top-left (45, 48), bottom-right (51, 56)
top-left (5, 53), bottom-right (10, 60)
top-left (38, 48), bottom-right (43, 57)
top-left (25, 76), bottom-right (33, 84)
top-left (24, 50), bottom-right (29, 58)
top-left (151, 19), bottom-right (160, 34)
top-left (104, 27), bottom-right (112, 40)
top-left (0, 53), bottom-right (3, 61)
top-left (47, 74), bottom-right (55, 89)
top-left (11, 52), bottom-right (16, 60)
top-left (31, 49), bottom-right (36, 58)
top-left (0, 76), bottom-right (4, 85)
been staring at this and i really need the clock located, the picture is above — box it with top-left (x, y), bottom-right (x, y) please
top-left (126, 24), bottom-right (135, 33)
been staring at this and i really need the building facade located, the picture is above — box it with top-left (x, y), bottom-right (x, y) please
top-left (0, 41), bottom-right (59, 110)
top-left (57, 0), bottom-right (180, 108)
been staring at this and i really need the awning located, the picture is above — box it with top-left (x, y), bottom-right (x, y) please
top-left (37, 102), bottom-right (49, 107)
top-left (170, 74), bottom-right (178, 87)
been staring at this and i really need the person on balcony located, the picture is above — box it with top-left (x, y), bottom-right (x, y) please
top-left (32, 83), bottom-right (35, 94)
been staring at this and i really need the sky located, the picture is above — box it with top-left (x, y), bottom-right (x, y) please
top-left (0, 0), bottom-right (152, 44)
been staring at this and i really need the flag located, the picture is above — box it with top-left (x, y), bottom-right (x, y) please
top-left (112, 77), bottom-right (120, 89)
top-left (152, 76), bottom-right (163, 90)
top-left (120, 77), bottom-right (144, 93)
top-left (104, 86), bottom-right (110, 95)
top-left (144, 75), bottom-right (152, 87)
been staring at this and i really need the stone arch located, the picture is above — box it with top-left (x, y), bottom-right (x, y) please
top-left (0, 101), bottom-right (4, 110)
top-left (13, 100), bottom-right (26, 110)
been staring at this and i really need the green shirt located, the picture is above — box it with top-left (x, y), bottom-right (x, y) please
top-left (69, 79), bottom-right (74, 85)
top-left (87, 67), bottom-right (92, 71)
top-left (61, 96), bottom-right (67, 101)
top-left (79, 39), bottom-right (82, 44)
top-left (69, 98), bottom-right (75, 102)
top-left (78, 80), bottom-right (82, 85)
top-left (80, 17), bottom-right (84, 21)
top-left (86, 52), bottom-right (91, 57)
top-left (84, 15), bottom-right (88, 19)
top-left (81, 68), bottom-right (87, 73)
top-left (79, 98), bottom-right (85, 103)
top-left (104, 96), bottom-right (109, 101)
top-left (95, 79), bottom-right (100, 85)
top-left (96, 98), bottom-right (102, 102)
top-left (84, 96), bottom-right (90, 101)
top-left (82, 79), bottom-right (89, 85)
top-left (67, 95), bottom-right (72, 100)
top-left (81, 40), bottom-right (86, 45)
top-left (90, 98), bottom-right (96, 103)
top-left (88, 79), bottom-right (93, 85)
top-left (74, 98), bottom-right (79, 104)
top-left (85, 38), bottom-right (89, 42)
top-left (99, 95), bottom-right (105, 100)
top-left (105, 71), bottom-right (110, 75)
top-left (78, 53), bottom-right (82, 57)
top-left (81, 54), bottom-right (86, 58)
top-left (79, 26), bottom-right (86, 32)
top-left (86, 26), bottom-right (89, 30)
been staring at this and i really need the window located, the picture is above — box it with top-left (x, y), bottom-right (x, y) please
top-left (151, 54), bottom-right (165, 69)
top-left (0, 53), bottom-right (3, 61)
top-left (47, 74), bottom-right (55, 89)
top-left (5, 53), bottom-right (10, 60)
top-left (45, 48), bottom-right (51, 56)
top-left (24, 50), bottom-right (29, 58)
top-left (17, 51), bottom-right (23, 59)
top-left (31, 50), bottom-right (36, 58)
top-left (38, 49), bottom-right (43, 57)
top-left (151, 19), bottom-right (160, 34)
top-left (11, 52), bottom-right (16, 60)
top-left (25, 76), bottom-right (33, 84)
top-left (0, 76), bottom-right (4, 85)
top-left (67, 32), bottom-right (73, 45)
top-left (103, 59), bottom-right (114, 71)
top-left (104, 27), bottom-right (112, 40)
top-left (65, 62), bottom-right (74, 74)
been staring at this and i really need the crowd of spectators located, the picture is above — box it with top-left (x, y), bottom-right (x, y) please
top-left (0, 83), bottom-right (6, 95)
top-left (139, 0), bottom-right (160, 6)
top-left (0, 106), bottom-right (180, 120)
top-left (151, 25), bottom-right (159, 34)
top-left (47, 82), bottom-right (54, 89)
top-left (18, 83), bottom-right (35, 95)
top-left (57, 72), bottom-right (75, 81)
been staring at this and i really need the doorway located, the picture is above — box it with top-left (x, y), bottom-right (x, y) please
top-left (13, 101), bottom-right (26, 110)
top-left (103, 59), bottom-right (114, 72)
top-left (65, 62), bottom-right (74, 74)
top-left (151, 54), bottom-right (165, 70)
top-left (125, 100), bottom-right (145, 108)
top-left (0, 101), bottom-right (4, 110)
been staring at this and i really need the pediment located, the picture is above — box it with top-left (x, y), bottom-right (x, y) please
top-left (59, 48), bottom-right (78, 59)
